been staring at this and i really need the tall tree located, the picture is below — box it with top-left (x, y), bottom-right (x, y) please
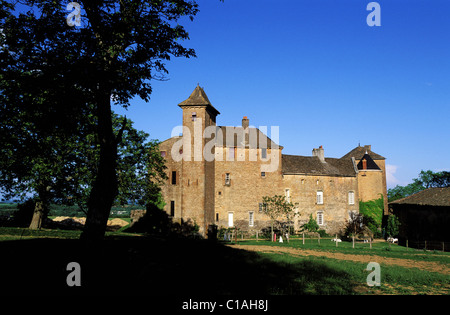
top-left (261, 195), bottom-right (295, 242)
top-left (1, 0), bottom-right (200, 241)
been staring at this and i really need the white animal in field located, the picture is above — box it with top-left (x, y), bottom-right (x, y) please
top-left (332, 238), bottom-right (342, 242)
top-left (387, 237), bottom-right (398, 243)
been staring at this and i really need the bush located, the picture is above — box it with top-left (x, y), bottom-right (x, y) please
top-left (260, 226), bottom-right (281, 240)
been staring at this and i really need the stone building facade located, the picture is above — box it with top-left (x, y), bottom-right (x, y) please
top-left (159, 86), bottom-right (387, 236)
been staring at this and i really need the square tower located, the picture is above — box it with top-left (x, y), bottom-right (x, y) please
top-left (178, 85), bottom-right (220, 235)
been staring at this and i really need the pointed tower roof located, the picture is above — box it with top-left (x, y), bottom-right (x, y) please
top-left (178, 85), bottom-right (220, 115)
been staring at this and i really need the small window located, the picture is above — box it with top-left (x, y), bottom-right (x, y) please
top-left (160, 151), bottom-right (166, 157)
top-left (216, 213), bottom-right (219, 222)
top-left (225, 173), bottom-right (231, 186)
top-left (191, 112), bottom-right (197, 121)
top-left (285, 189), bottom-right (290, 202)
top-left (171, 171), bottom-right (177, 185)
top-left (249, 211), bottom-right (254, 227)
top-left (228, 212), bottom-right (234, 227)
top-left (170, 201), bottom-right (175, 217)
top-left (261, 172), bottom-right (266, 178)
top-left (259, 203), bottom-right (267, 213)
top-left (261, 148), bottom-right (267, 159)
top-left (348, 191), bottom-right (355, 205)
top-left (317, 211), bottom-right (324, 225)
top-left (316, 191), bottom-right (323, 204)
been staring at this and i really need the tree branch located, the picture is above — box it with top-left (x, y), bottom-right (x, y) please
top-left (115, 115), bottom-right (127, 145)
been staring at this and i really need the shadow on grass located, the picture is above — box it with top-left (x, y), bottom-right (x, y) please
top-left (0, 235), bottom-right (355, 296)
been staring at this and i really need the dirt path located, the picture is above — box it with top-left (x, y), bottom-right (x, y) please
top-left (229, 244), bottom-right (450, 275)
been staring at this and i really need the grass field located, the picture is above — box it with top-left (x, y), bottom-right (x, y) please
top-left (228, 238), bottom-right (450, 295)
top-left (0, 228), bottom-right (448, 296)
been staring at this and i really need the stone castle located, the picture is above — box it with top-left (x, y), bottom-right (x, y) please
top-left (159, 85), bottom-right (387, 236)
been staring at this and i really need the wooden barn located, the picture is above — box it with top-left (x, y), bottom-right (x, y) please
top-left (389, 187), bottom-right (450, 250)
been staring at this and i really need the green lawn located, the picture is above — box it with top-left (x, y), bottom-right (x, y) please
top-left (227, 238), bottom-right (450, 295)
top-left (0, 229), bottom-right (448, 295)
top-left (232, 237), bottom-right (450, 265)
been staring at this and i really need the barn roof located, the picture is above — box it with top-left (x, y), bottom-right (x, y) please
top-left (389, 187), bottom-right (450, 207)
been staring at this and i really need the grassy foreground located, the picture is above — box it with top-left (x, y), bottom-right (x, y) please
top-left (0, 228), bottom-right (448, 296)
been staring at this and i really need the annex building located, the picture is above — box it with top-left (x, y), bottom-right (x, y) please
top-left (159, 85), bottom-right (388, 236)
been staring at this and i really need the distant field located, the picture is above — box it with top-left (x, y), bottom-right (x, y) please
top-left (0, 202), bottom-right (143, 218)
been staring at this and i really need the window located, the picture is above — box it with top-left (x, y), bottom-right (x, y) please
top-left (261, 172), bottom-right (266, 178)
top-left (170, 201), bottom-right (175, 217)
top-left (317, 211), bottom-right (324, 225)
top-left (225, 173), bottom-right (231, 186)
top-left (216, 213), bottom-right (219, 222)
top-left (261, 148), bottom-right (267, 159)
top-left (259, 203), bottom-right (267, 213)
top-left (285, 189), bottom-right (290, 202)
top-left (316, 191), bottom-right (323, 204)
top-left (228, 212), bottom-right (234, 227)
top-left (348, 191), bottom-right (355, 205)
top-left (191, 112), bottom-right (197, 121)
top-left (171, 171), bottom-right (177, 185)
top-left (249, 211), bottom-right (254, 227)
top-left (160, 151), bottom-right (166, 157)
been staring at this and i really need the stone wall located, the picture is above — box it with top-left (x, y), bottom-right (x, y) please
top-left (283, 174), bottom-right (359, 235)
top-left (213, 147), bottom-right (282, 233)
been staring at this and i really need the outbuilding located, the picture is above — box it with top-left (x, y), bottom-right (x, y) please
top-left (389, 187), bottom-right (450, 250)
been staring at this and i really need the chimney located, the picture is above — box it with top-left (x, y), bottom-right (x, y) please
top-left (312, 145), bottom-right (325, 163)
top-left (242, 116), bottom-right (249, 129)
top-left (241, 116), bottom-right (250, 146)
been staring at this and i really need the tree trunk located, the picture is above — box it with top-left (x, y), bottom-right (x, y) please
top-left (271, 220), bottom-right (274, 242)
top-left (81, 91), bottom-right (118, 242)
top-left (29, 186), bottom-right (50, 230)
top-left (29, 200), bottom-right (45, 230)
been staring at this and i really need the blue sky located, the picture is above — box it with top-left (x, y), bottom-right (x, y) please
top-left (112, 0), bottom-right (450, 188)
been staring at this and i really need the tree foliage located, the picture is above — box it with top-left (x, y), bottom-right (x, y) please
top-left (261, 195), bottom-right (295, 240)
top-left (1, 0), bottom-right (200, 240)
top-left (300, 214), bottom-right (319, 234)
top-left (388, 170), bottom-right (450, 202)
top-left (385, 214), bottom-right (400, 238)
